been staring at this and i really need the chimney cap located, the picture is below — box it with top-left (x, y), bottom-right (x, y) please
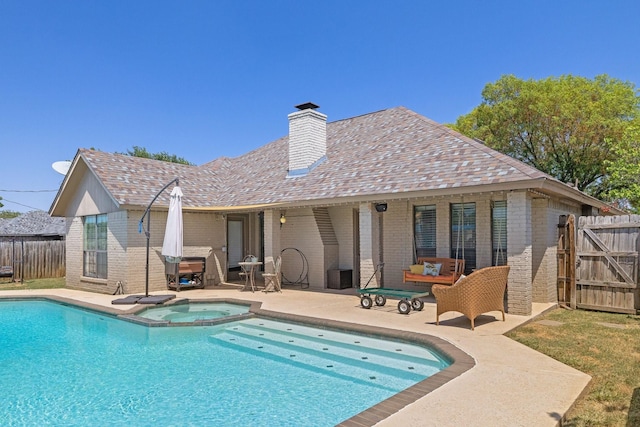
top-left (295, 102), bottom-right (319, 111)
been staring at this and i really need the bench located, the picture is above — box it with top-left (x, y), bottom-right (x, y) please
top-left (0, 265), bottom-right (14, 282)
top-left (402, 257), bottom-right (465, 286)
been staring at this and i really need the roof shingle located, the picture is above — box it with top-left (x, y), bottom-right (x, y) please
top-left (79, 106), bottom-right (550, 209)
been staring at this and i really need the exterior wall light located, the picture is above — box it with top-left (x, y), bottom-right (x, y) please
top-left (280, 213), bottom-right (286, 228)
top-left (375, 203), bottom-right (388, 213)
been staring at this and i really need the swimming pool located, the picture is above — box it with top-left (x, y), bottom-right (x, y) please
top-left (0, 299), bottom-right (451, 426)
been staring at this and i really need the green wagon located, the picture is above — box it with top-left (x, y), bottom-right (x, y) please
top-left (358, 263), bottom-right (429, 314)
top-left (357, 287), bottom-right (429, 315)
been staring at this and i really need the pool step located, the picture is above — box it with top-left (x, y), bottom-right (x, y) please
top-left (235, 320), bottom-right (446, 368)
top-left (207, 319), bottom-right (445, 391)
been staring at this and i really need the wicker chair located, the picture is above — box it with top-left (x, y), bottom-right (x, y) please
top-left (432, 265), bottom-right (510, 330)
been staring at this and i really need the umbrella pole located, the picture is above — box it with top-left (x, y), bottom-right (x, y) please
top-left (139, 177), bottom-right (180, 297)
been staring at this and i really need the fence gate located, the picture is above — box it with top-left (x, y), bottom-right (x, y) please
top-left (573, 215), bottom-right (640, 314)
top-left (557, 215), bottom-right (576, 308)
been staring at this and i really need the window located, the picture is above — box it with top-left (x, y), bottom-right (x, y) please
top-left (414, 205), bottom-right (436, 258)
top-left (451, 203), bottom-right (476, 274)
top-left (491, 200), bottom-right (507, 266)
top-left (83, 214), bottom-right (108, 278)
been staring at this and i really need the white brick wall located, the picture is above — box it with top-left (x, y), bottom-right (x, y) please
top-left (532, 198), bottom-right (552, 302)
top-left (380, 200), bottom-right (412, 287)
top-left (476, 199), bottom-right (492, 268)
top-left (328, 206), bottom-right (354, 269)
top-left (288, 109), bottom-right (327, 173)
top-left (359, 203), bottom-right (377, 287)
top-left (280, 208), bottom-right (327, 289)
top-left (66, 209), bottom-right (220, 294)
top-left (507, 191), bottom-right (533, 315)
top-left (380, 195), bottom-right (505, 290)
top-left (436, 199), bottom-right (451, 258)
top-left (64, 190), bottom-right (580, 312)
top-left (65, 217), bottom-right (84, 290)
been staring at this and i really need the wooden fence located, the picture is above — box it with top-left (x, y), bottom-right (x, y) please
top-left (0, 239), bottom-right (66, 280)
top-left (557, 214), bottom-right (576, 307)
top-left (559, 215), bottom-right (639, 314)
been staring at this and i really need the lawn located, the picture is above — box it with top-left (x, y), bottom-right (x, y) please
top-left (506, 307), bottom-right (640, 427)
top-left (0, 277), bottom-right (65, 291)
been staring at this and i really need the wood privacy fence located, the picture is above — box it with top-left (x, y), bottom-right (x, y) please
top-left (558, 214), bottom-right (639, 314)
top-left (557, 215), bottom-right (576, 307)
top-left (0, 239), bottom-right (66, 280)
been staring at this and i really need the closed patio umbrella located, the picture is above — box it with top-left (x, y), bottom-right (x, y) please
top-left (162, 185), bottom-right (183, 263)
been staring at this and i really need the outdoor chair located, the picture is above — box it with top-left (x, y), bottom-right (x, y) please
top-left (262, 256), bottom-right (282, 293)
top-left (432, 265), bottom-right (510, 330)
top-left (239, 254), bottom-right (256, 288)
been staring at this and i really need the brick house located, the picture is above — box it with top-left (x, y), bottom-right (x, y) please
top-left (49, 104), bottom-right (617, 315)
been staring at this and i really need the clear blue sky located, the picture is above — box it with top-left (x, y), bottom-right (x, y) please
top-left (1, 1), bottom-right (639, 213)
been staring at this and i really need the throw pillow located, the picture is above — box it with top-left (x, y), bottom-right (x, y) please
top-left (455, 274), bottom-right (467, 285)
top-left (433, 263), bottom-right (443, 275)
top-left (409, 264), bottom-right (423, 274)
top-left (423, 262), bottom-right (439, 276)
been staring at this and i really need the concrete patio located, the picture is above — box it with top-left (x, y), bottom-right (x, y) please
top-left (0, 286), bottom-right (590, 427)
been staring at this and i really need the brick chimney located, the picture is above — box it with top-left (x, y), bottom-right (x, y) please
top-left (287, 102), bottom-right (327, 177)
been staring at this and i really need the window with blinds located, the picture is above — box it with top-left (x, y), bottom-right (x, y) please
top-left (414, 205), bottom-right (436, 258)
top-left (450, 203), bottom-right (476, 274)
top-left (491, 200), bottom-right (507, 266)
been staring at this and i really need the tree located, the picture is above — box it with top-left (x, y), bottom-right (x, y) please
top-left (451, 74), bottom-right (640, 200)
top-left (120, 146), bottom-right (194, 165)
top-left (0, 210), bottom-right (21, 219)
top-left (604, 119), bottom-right (640, 211)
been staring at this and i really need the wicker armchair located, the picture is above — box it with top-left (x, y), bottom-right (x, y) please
top-left (432, 265), bottom-right (510, 330)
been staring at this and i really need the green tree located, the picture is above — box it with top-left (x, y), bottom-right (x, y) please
top-left (0, 209), bottom-right (21, 219)
top-left (121, 146), bottom-right (194, 165)
top-left (451, 74), bottom-right (640, 199)
top-left (605, 119), bottom-right (640, 211)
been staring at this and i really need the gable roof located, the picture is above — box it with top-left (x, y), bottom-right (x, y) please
top-left (50, 106), bottom-right (614, 214)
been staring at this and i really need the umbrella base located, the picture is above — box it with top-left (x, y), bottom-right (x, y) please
top-left (112, 294), bottom-right (176, 305)
top-left (137, 295), bottom-right (176, 305)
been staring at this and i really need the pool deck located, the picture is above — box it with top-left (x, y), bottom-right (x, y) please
top-left (1, 286), bottom-right (590, 427)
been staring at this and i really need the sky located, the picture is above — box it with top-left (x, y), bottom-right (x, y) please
top-left (1, 1), bottom-right (639, 213)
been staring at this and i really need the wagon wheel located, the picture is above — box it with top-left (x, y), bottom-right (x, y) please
top-left (411, 298), bottom-right (424, 311)
top-left (374, 295), bottom-right (387, 306)
top-left (360, 296), bottom-right (373, 309)
top-left (397, 299), bottom-right (411, 315)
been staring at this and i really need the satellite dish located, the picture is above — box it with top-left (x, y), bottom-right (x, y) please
top-left (52, 160), bottom-right (72, 176)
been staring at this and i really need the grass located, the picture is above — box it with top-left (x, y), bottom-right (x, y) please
top-left (506, 307), bottom-right (640, 427)
top-left (0, 277), bottom-right (65, 291)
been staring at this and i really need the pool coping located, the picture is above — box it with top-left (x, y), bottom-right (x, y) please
top-left (0, 294), bottom-right (474, 426)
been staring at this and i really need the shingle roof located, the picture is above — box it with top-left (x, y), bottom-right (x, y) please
top-left (78, 106), bottom-right (551, 209)
top-left (0, 211), bottom-right (65, 236)
top-left (80, 150), bottom-right (205, 207)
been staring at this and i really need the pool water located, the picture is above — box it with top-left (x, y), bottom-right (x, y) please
top-left (136, 301), bottom-right (250, 323)
top-left (0, 300), bottom-right (449, 426)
